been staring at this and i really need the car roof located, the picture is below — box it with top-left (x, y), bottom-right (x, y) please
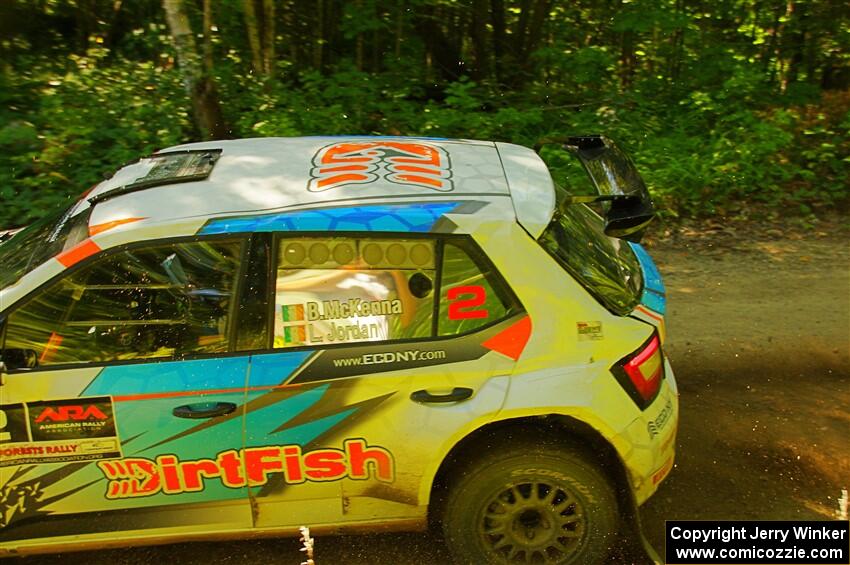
top-left (80, 136), bottom-right (556, 240)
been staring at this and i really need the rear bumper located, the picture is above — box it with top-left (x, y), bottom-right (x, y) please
top-left (619, 358), bottom-right (679, 505)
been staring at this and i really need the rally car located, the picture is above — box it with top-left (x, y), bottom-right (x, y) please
top-left (0, 136), bottom-right (677, 564)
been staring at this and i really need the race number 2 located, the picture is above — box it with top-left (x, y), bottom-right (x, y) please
top-left (0, 410), bottom-right (9, 442)
top-left (0, 404), bottom-right (28, 443)
top-left (447, 285), bottom-right (489, 320)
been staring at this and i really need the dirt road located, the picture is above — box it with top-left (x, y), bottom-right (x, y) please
top-left (641, 229), bottom-right (850, 556)
top-left (18, 230), bottom-right (850, 564)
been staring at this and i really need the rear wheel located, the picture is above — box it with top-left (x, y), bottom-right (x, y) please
top-left (442, 445), bottom-right (619, 564)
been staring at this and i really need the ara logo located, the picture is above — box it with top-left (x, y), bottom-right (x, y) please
top-left (308, 141), bottom-right (454, 193)
top-left (34, 405), bottom-right (108, 423)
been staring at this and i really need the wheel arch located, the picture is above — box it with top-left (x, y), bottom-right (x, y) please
top-left (426, 414), bottom-right (638, 529)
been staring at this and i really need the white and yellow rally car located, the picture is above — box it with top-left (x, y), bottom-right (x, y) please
top-left (0, 136), bottom-right (677, 564)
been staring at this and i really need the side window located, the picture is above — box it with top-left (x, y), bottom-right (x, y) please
top-left (2, 240), bottom-right (242, 368)
top-left (438, 240), bottom-right (518, 336)
top-left (273, 237), bottom-right (436, 348)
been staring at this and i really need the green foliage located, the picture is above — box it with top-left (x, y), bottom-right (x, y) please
top-left (1, 49), bottom-right (190, 224)
top-left (0, 0), bottom-right (847, 228)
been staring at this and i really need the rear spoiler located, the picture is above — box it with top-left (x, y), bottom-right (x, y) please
top-left (534, 135), bottom-right (655, 243)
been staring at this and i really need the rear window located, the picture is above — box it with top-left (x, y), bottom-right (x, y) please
top-left (538, 185), bottom-right (642, 315)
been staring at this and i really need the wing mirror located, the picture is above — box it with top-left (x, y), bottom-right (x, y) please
top-left (536, 135), bottom-right (656, 243)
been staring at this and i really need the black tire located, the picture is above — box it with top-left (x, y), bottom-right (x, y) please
top-left (442, 444), bottom-right (619, 564)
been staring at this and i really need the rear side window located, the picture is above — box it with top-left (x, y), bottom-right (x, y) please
top-left (438, 240), bottom-right (519, 336)
top-left (271, 236), bottom-right (521, 349)
top-left (273, 237), bottom-right (437, 348)
top-left (2, 240), bottom-right (242, 368)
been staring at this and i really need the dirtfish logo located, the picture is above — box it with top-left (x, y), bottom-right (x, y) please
top-left (97, 439), bottom-right (394, 499)
top-left (308, 141), bottom-right (454, 192)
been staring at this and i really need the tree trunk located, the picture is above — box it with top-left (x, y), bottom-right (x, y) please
top-left (620, 29), bottom-right (636, 89)
top-left (162, 0), bottom-right (228, 139)
top-left (668, 0), bottom-right (685, 80)
top-left (262, 0), bottom-right (275, 76)
top-left (290, 3), bottom-right (299, 69)
top-left (414, 4), bottom-right (464, 81)
top-left (469, 0), bottom-right (489, 80)
top-left (490, 0), bottom-right (507, 83)
top-left (395, 1), bottom-right (404, 59)
top-left (203, 0), bottom-right (214, 72)
top-left (313, 0), bottom-right (324, 69)
top-left (514, 0), bottom-right (531, 56)
top-left (356, 0), bottom-right (364, 71)
top-left (778, 0), bottom-right (795, 91)
top-left (523, 0), bottom-right (551, 59)
top-left (762, 3), bottom-right (784, 83)
top-left (372, 26), bottom-right (380, 72)
top-left (243, 0), bottom-right (263, 74)
top-left (103, 0), bottom-right (124, 50)
top-left (74, 0), bottom-right (97, 52)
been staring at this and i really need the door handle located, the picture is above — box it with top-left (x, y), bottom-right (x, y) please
top-left (172, 401), bottom-right (237, 419)
top-left (410, 387), bottom-right (473, 404)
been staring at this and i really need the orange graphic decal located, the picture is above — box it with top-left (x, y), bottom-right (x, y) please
top-left (481, 315), bottom-right (532, 361)
top-left (88, 216), bottom-right (146, 237)
top-left (56, 238), bottom-right (101, 268)
top-left (308, 141), bottom-right (453, 192)
top-left (99, 459), bottom-right (161, 498)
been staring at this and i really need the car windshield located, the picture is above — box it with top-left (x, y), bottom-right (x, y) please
top-left (538, 184), bottom-right (642, 315)
top-left (0, 202), bottom-right (91, 291)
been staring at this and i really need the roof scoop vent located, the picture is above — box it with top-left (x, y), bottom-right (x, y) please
top-left (89, 149), bottom-right (222, 205)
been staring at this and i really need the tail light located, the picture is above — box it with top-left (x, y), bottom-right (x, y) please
top-left (612, 332), bottom-right (664, 409)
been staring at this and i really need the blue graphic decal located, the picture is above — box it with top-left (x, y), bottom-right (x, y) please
top-left (199, 202), bottom-right (461, 235)
top-left (243, 383), bottom-right (349, 447)
top-left (85, 356), bottom-right (249, 396)
top-left (87, 357), bottom-right (253, 505)
top-left (630, 243), bottom-right (666, 315)
top-left (123, 395), bottom-right (247, 459)
top-left (266, 407), bottom-right (357, 444)
top-left (249, 350), bottom-right (315, 387)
